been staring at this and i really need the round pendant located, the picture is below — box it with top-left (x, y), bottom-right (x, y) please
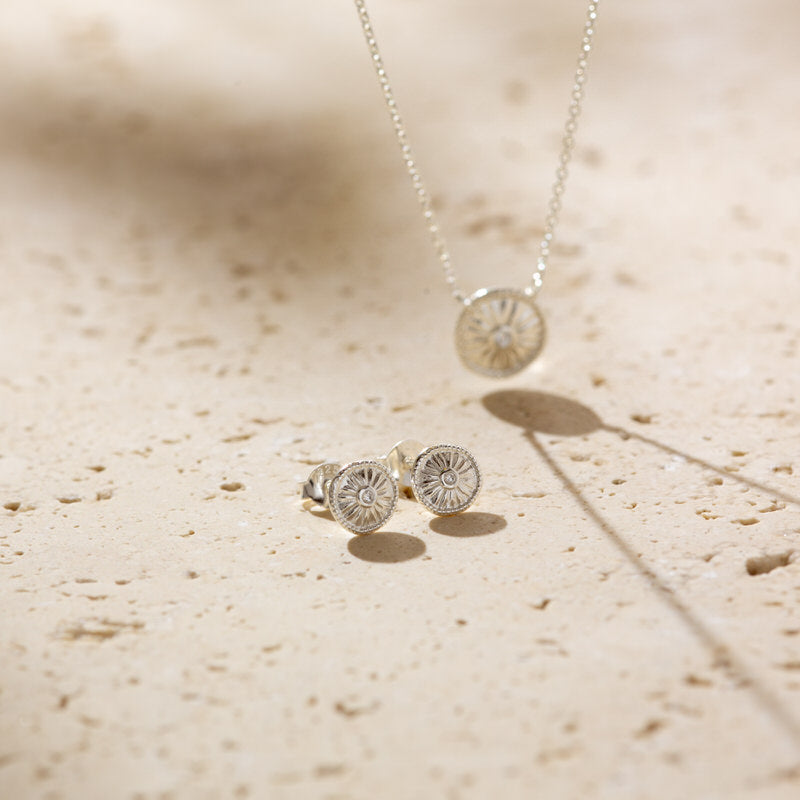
top-left (455, 287), bottom-right (546, 378)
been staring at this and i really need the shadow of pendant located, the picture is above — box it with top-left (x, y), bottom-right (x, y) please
top-left (482, 389), bottom-right (602, 436)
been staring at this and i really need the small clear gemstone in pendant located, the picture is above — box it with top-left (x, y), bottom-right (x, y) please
top-left (493, 324), bottom-right (513, 349)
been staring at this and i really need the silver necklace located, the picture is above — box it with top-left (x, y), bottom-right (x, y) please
top-left (354, 0), bottom-right (600, 378)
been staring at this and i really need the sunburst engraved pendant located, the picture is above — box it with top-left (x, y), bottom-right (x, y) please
top-left (455, 287), bottom-right (546, 378)
top-left (327, 460), bottom-right (398, 534)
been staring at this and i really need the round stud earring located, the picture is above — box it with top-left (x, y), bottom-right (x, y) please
top-left (301, 459), bottom-right (398, 534)
top-left (381, 440), bottom-right (482, 516)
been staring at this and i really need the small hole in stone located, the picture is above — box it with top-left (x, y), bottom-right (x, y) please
top-left (4, 501), bottom-right (21, 511)
top-left (220, 482), bottom-right (244, 492)
top-left (746, 552), bottom-right (793, 576)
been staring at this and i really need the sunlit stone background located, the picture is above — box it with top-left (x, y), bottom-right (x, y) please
top-left (1, 1), bottom-right (799, 798)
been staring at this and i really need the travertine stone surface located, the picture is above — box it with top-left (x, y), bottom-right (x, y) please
top-left (1, 1), bottom-right (799, 798)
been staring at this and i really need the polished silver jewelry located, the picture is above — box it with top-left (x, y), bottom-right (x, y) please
top-left (382, 440), bottom-right (481, 516)
top-left (302, 460), bottom-right (398, 534)
top-left (354, 0), bottom-right (600, 377)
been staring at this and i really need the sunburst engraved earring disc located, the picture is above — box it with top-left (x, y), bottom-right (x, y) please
top-left (328, 460), bottom-right (398, 534)
top-left (411, 444), bottom-right (481, 516)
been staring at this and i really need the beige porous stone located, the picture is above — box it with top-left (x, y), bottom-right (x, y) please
top-left (1, 1), bottom-right (799, 798)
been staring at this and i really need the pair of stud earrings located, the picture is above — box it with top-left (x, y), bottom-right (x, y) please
top-left (301, 440), bottom-right (482, 534)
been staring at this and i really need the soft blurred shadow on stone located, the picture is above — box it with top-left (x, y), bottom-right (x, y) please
top-left (482, 390), bottom-right (602, 436)
top-left (347, 531), bottom-right (425, 563)
top-left (428, 511), bottom-right (506, 538)
top-left (306, 505), bottom-right (335, 522)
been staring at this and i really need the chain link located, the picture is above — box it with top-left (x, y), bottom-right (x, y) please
top-left (354, 0), bottom-right (599, 303)
top-left (533, 1), bottom-right (599, 294)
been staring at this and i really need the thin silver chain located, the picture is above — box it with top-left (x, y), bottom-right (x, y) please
top-left (354, 0), bottom-right (600, 304)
